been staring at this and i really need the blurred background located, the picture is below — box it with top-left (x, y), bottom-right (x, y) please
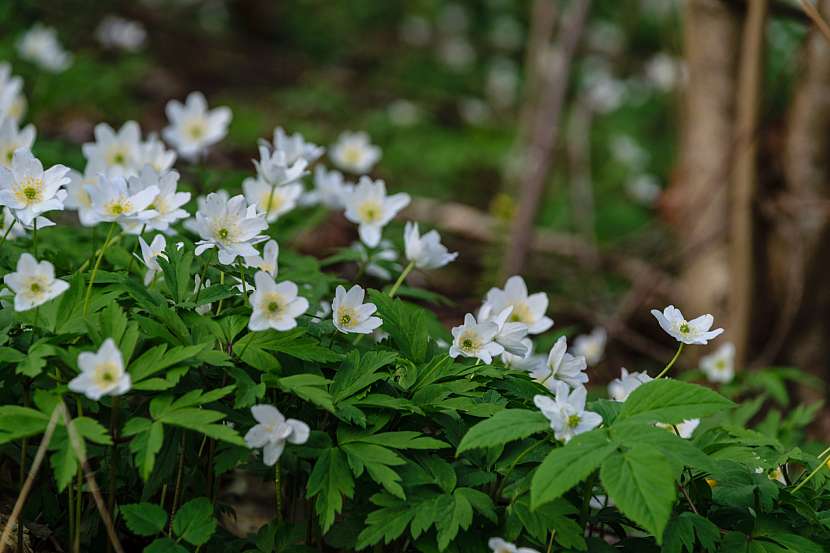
top-left (2, 1), bottom-right (828, 427)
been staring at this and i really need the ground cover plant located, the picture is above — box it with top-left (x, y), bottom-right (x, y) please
top-left (2, 5), bottom-right (830, 553)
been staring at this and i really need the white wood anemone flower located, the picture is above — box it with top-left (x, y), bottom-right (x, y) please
top-left (331, 284), bottom-right (382, 335)
top-left (403, 221), bottom-right (458, 270)
top-left (137, 234), bottom-right (167, 285)
top-left (16, 24), bottom-right (73, 73)
top-left (122, 166), bottom-right (190, 233)
top-left (488, 538), bottom-right (540, 553)
top-left (534, 382), bottom-right (602, 443)
top-left (3, 253), bottom-right (69, 311)
top-left (0, 149), bottom-right (69, 227)
top-left (329, 131), bottom-right (381, 174)
top-left (68, 338), bottom-right (131, 401)
top-left (244, 239), bottom-right (279, 277)
top-left (270, 127), bottom-right (324, 165)
top-left (139, 134), bottom-right (177, 173)
top-left (244, 404), bottom-right (310, 466)
top-left (82, 121), bottom-right (142, 177)
top-left (90, 173), bottom-right (159, 227)
top-left (482, 305), bottom-right (530, 357)
top-left (163, 91), bottom-right (231, 161)
top-left (700, 341), bottom-right (736, 384)
top-left (0, 118), bottom-right (35, 168)
top-left (449, 313), bottom-right (504, 364)
top-left (480, 275), bottom-right (553, 335)
top-left (651, 305), bottom-right (724, 345)
top-left (501, 338), bottom-right (546, 372)
top-left (242, 176), bottom-right (303, 223)
top-left (0, 63), bottom-right (26, 124)
top-left (343, 177), bottom-right (410, 248)
top-left (252, 144), bottom-right (308, 188)
top-left (608, 367), bottom-right (653, 402)
top-left (248, 272), bottom-right (309, 332)
top-left (192, 192), bottom-right (268, 265)
top-left (64, 165), bottom-right (103, 227)
top-left (572, 327), bottom-right (607, 366)
top-left (304, 165), bottom-right (354, 209)
top-left (193, 274), bottom-right (212, 315)
top-left (532, 335), bottom-right (588, 389)
top-left (656, 418), bottom-right (700, 439)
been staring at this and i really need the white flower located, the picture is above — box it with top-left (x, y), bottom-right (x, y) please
top-left (163, 92), bottom-right (231, 161)
top-left (484, 306), bottom-right (530, 357)
top-left (82, 121), bottom-right (143, 177)
top-left (533, 336), bottom-right (588, 389)
top-left (0, 64), bottom-right (26, 123)
top-left (192, 193), bottom-right (268, 265)
top-left (244, 405), bottom-right (310, 466)
top-left (0, 149), bottom-right (70, 226)
top-left (387, 100), bottom-right (419, 127)
top-left (572, 327), bottom-right (607, 366)
top-left (311, 300), bottom-right (332, 322)
top-left (244, 239), bottom-right (279, 276)
top-left (138, 234), bottom-right (167, 285)
top-left (330, 131), bottom-right (381, 174)
top-left (331, 284), bottom-right (382, 335)
top-left (242, 177), bottom-right (303, 223)
top-left (139, 134), bottom-right (177, 173)
top-left (501, 338), bottom-right (547, 372)
top-left (193, 274), bottom-right (212, 315)
top-left (608, 368), bottom-right (653, 402)
top-left (95, 16), bottom-right (146, 52)
top-left (183, 189), bottom-right (229, 235)
top-left (1, 207), bottom-right (27, 240)
top-left (64, 166), bottom-right (102, 226)
top-left (403, 222), bottom-right (457, 270)
top-left (0, 118), bottom-right (36, 168)
top-left (248, 272), bottom-right (309, 332)
top-left (304, 165), bottom-right (354, 209)
top-left (126, 166), bottom-right (190, 232)
top-left (449, 313), bottom-right (504, 364)
top-left (68, 339), bottom-right (131, 401)
top-left (351, 240), bottom-right (400, 281)
top-left (17, 24), bottom-right (73, 72)
top-left (657, 419), bottom-right (700, 439)
top-left (488, 537), bottom-right (540, 553)
top-left (343, 177), bottom-right (410, 247)
top-left (626, 174), bottom-right (662, 206)
top-left (481, 276), bottom-right (553, 335)
top-left (270, 127), bottom-right (324, 165)
top-left (90, 173), bottom-right (159, 225)
top-left (253, 144), bottom-right (308, 188)
top-left (651, 305), bottom-right (724, 345)
top-left (534, 382), bottom-right (602, 443)
top-left (768, 466), bottom-right (787, 485)
top-left (700, 342), bottom-right (735, 384)
top-left (3, 253), bottom-right (69, 311)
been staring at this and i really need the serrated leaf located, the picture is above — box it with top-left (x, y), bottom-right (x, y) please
top-left (600, 445), bottom-right (676, 543)
top-left (306, 447), bottom-right (355, 533)
top-left (121, 503), bottom-right (168, 536)
top-left (172, 497), bottom-right (216, 546)
top-left (531, 429), bottom-right (617, 510)
top-left (618, 379), bottom-right (734, 425)
top-left (457, 409), bottom-right (549, 454)
top-left (144, 537), bottom-right (189, 553)
top-left (0, 406), bottom-right (49, 444)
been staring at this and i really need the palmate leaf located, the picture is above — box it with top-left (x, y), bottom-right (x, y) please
top-left (662, 512), bottom-right (720, 553)
top-left (121, 502), bottom-right (168, 536)
top-left (331, 350), bottom-right (397, 402)
top-left (172, 497), bottom-right (216, 546)
top-left (457, 409), bottom-right (550, 454)
top-left (600, 444), bottom-right (677, 543)
top-left (306, 447), bottom-right (355, 533)
top-left (618, 379), bottom-right (734, 425)
top-left (342, 442), bottom-right (406, 498)
top-left (368, 290), bottom-right (429, 364)
top-left (272, 374), bottom-right (334, 412)
top-left (123, 417), bottom-right (164, 481)
top-left (531, 429), bottom-right (617, 510)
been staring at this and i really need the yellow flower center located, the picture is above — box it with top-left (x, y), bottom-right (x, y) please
top-left (93, 363), bottom-right (120, 388)
top-left (337, 306), bottom-right (358, 329)
top-left (108, 148), bottom-right (128, 166)
top-left (567, 414), bottom-right (581, 428)
top-left (458, 331), bottom-right (480, 354)
top-left (342, 145), bottom-right (363, 166)
top-left (679, 322), bottom-right (690, 334)
top-left (30, 282), bottom-right (42, 293)
top-left (357, 200), bottom-right (383, 223)
top-left (105, 199), bottom-right (132, 216)
top-left (260, 292), bottom-right (287, 318)
top-left (509, 302), bottom-right (532, 323)
top-left (15, 176), bottom-right (43, 205)
top-left (187, 122), bottom-right (205, 140)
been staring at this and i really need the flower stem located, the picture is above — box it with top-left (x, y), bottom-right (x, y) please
top-left (237, 260), bottom-right (248, 303)
top-left (792, 445), bottom-right (830, 493)
top-left (275, 461), bottom-right (283, 522)
top-left (32, 218), bottom-right (38, 258)
top-left (655, 342), bottom-right (685, 379)
top-left (126, 224), bottom-right (146, 274)
top-left (388, 260), bottom-right (415, 298)
top-left (83, 222), bottom-right (117, 316)
top-left (106, 397), bottom-right (120, 537)
top-left (0, 217), bottom-right (16, 250)
top-left (194, 251), bottom-right (212, 304)
top-left (215, 271), bottom-right (226, 315)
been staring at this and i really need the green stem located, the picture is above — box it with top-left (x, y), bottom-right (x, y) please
top-left (170, 436), bottom-right (186, 531)
top-left (275, 461), bottom-right (283, 522)
top-left (194, 251), bottom-right (212, 304)
top-left (792, 446), bottom-right (830, 493)
top-left (83, 222), bottom-right (117, 316)
top-left (655, 342), bottom-right (685, 379)
top-left (215, 271), bottom-right (225, 315)
top-left (126, 224), bottom-right (146, 274)
top-left (32, 218), bottom-right (38, 258)
top-left (0, 217), bottom-right (16, 250)
top-left (388, 260), bottom-right (415, 298)
top-left (237, 260), bottom-right (248, 303)
top-left (107, 397), bottom-right (120, 537)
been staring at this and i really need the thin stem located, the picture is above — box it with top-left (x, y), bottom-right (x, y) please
top-left (215, 271), bottom-right (225, 315)
top-left (388, 260), bottom-right (415, 298)
top-left (0, 405), bottom-right (62, 553)
top-left (126, 224), bottom-right (146, 274)
top-left (275, 461), bottom-right (283, 522)
top-left (32, 218), bottom-right (38, 258)
top-left (170, 436), bottom-right (187, 530)
top-left (237, 259), bottom-right (248, 303)
top-left (194, 251), bottom-right (212, 304)
top-left (0, 217), bottom-right (16, 250)
top-left (83, 222), bottom-right (117, 316)
top-left (792, 445), bottom-right (830, 493)
top-left (106, 396), bottom-right (120, 553)
top-left (655, 342), bottom-right (685, 379)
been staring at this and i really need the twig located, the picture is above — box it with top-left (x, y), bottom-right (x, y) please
top-left (800, 0), bottom-right (830, 43)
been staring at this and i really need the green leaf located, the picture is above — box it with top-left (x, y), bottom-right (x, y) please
top-left (710, 461), bottom-right (779, 511)
top-left (435, 490), bottom-right (474, 550)
top-left (600, 444), bottom-right (677, 542)
top-left (306, 447), bottom-right (355, 533)
top-left (124, 418), bottom-right (164, 481)
top-left (144, 537), bottom-right (189, 553)
top-left (121, 503), bottom-right (168, 536)
top-left (273, 374), bottom-right (334, 412)
top-left (49, 434), bottom-right (77, 492)
top-left (531, 429), bottom-right (617, 510)
top-left (342, 442), bottom-right (406, 498)
top-left (331, 350), bottom-right (397, 402)
top-left (0, 346), bottom-right (25, 363)
top-left (457, 409), bottom-right (549, 454)
top-left (172, 497), bottom-right (216, 546)
top-left (618, 379), bottom-right (734, 425)
top-left (368, 291), bottom-right (430, 363)
top-left (17, 341), bottom-right (55, 377)
top-left (662, 512), bottom-right (720, 553)
top-left (130, 343), bottom-right (208, 383)
top-left (0, 406), bottom-right (49, 444)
